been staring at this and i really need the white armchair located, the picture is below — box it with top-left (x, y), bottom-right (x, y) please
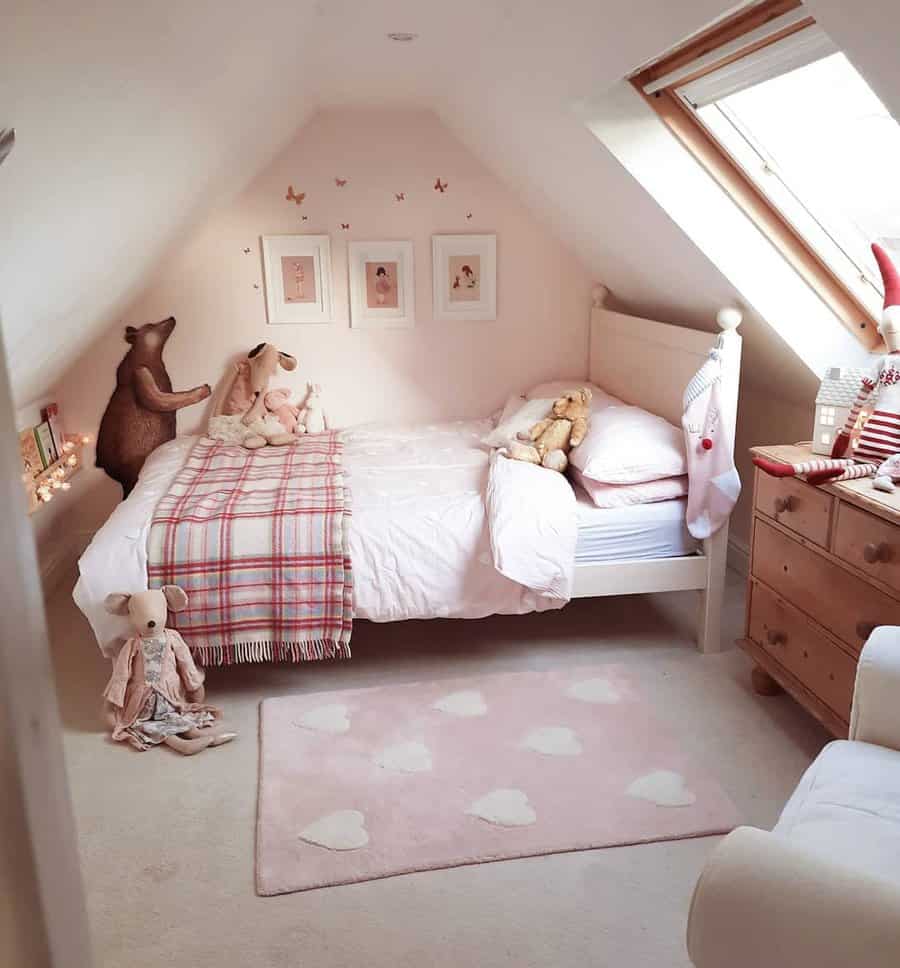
top-left (687, 627), bottom-right (900, 968)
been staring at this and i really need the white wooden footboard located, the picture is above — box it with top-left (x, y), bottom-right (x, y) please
top-left (576, 286), bottom-right (742, 653)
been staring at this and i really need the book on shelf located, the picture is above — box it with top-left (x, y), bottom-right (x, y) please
top-left (34, 420), bottom-right (58, 467)
top-left (42, 402), bottom-right (67, 456)
top-left (19, 428), bottom-right (44, 480)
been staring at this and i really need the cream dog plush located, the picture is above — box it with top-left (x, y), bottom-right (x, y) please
top-left (209, 342), bottom-right (298, 447)
top-left (103, 586), bottom-right (236, 755)
top-left (507, 388), bottom-right (592, 472)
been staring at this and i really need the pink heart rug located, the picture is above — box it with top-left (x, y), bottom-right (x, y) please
top-left (256, 665), bottom-right (740, 895)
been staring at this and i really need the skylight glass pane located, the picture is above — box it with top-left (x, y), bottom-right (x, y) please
top-left (690, 51), bottom-right (900, 310)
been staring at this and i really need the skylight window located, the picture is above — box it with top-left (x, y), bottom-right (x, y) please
top-left (680, 45), bottom-right (900, 320)
top-left (632, 0), bottom-right (899, 348)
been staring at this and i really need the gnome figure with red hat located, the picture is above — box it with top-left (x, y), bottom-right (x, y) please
top-left (754, 243), bottom-right (900, 488)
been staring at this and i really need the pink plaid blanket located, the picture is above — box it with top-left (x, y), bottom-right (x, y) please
top-left (147, 433), bottom-right (352, 665)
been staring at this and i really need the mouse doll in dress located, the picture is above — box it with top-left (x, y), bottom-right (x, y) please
top-left (103, 586), bottom-right (236, 754)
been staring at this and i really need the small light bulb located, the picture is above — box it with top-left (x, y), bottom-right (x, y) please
top-left (63, 441), bottom-right (74, 452)
top-left (51, 480), bottom-right (62, 490)
top-left (80, 435), bottom-right (91, 444)
top-left (67, 455), bottom-right (77, 466)
top-left (61, 482), bottom-right (72, 491)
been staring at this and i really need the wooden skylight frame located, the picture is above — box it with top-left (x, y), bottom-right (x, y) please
top-left (631, 0), bottom-right (882, 350)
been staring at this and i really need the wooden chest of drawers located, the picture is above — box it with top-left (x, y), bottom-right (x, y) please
top-left (741, 443), bottom-right (900, 736)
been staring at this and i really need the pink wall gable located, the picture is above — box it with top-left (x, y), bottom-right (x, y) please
top-left (66, 109), bottom-right (591, 424)
top-left (59, 108), bottom-right (591, 520)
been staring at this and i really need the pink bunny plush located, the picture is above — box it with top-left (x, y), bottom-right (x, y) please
top-left (264, 387), bottom-right (302, 435)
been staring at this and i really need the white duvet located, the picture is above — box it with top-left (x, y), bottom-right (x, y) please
top-left (74, 419), bottom-right (577, 657)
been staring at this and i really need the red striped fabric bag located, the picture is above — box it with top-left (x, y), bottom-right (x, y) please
top-left (147, 432), bottom-right (352, 665)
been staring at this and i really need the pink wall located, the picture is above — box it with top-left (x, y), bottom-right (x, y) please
top-left (59, 108), bottom-right (592, 526)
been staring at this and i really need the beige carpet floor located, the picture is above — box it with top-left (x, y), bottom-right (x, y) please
top-left (50, 567), bottom-right (829, 968)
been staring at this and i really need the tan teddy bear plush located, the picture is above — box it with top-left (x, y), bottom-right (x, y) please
top-left (507, 388), bottom-right (592, 472)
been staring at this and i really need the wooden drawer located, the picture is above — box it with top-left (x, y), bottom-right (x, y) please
top-left (834, 502), bottom-right (900, 594)
top-left (752, 519), bottom-right (900, 653)
top-left (748, 581), bottom-right (856, 723)
top-left (754, 472), bottom-right (832, 548)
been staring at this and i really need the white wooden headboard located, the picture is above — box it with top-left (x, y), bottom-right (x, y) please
top-left (588, 285), bottom-right (742, 433)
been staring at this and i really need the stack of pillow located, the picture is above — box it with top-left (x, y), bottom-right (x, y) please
top-left (484, 380), bottom-right (688, 509)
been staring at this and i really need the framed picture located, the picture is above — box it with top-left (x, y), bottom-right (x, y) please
top-left (432, 234), bottom-right (497, 322)
top-left (262, 235), bottom-right (333, 325)
top-left (348, 241), bottom-right (415, 329)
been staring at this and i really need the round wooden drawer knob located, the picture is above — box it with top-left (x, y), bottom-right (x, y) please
top-left (774, 496), bottom-right (793, 513)
top-left (766, 629), bottom-right (785, 646)
top-left (863, 542), bottom-right (892, 564)
top-left (856, 621), bottom-right (877, 641)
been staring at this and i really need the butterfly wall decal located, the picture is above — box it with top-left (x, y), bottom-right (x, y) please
top-left (395, 192), bottom-right (406, 201)
top-left (340, 223), bottom-right (350, 230)
top-left (434, 178), bottom-right (448, 193)
top-left (301, 214), bottom-right (309, 221)
top-left (335, 177), bottom-right (348, 187)
top-left (466, 212), bottom-right (473, 220)
top-left (285, 185), bottom-right (305, 205)
top-left (253, 283), bottom-right (260, 290)
top-left (242, 247), bottom-right (251, 254)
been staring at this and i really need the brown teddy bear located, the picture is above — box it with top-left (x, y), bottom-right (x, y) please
top-left (507, 388), bottom-right (592, 472)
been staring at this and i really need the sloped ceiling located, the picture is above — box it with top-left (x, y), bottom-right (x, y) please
top-left (2, 0), bottom-right (897, 408)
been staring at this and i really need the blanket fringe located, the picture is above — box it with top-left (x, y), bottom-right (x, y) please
top-left (191, 639), bottom-right (352, 667)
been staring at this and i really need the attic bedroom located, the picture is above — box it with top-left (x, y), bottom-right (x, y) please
top-left (4, 1), bottom-right (900, 966)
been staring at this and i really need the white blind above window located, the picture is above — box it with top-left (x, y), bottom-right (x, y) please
top-left (677, 24), bottom-right (837, 107)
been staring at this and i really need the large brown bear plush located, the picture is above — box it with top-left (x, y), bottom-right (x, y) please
top-left (507, 388), bottom-right (592, 472)
top-left (96, 317), bottom-right (210, 498)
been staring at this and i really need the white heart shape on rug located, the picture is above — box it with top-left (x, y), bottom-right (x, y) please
top-left (298, 810), bottom-right (369, 850)
top-left (374, 740), bottom-right (433, 773)
top-left (521, 726), bottom-right (583, 756)
top-left (566, 677), bottom-right (621, 704)
top-left (433, 689), bottom-right (487, 717)
top-left (297, 703), bottom-right (350, 735)
top-left (626, 770), bottom-right (696, 807)
top-left (466, 789), bottom-right (537, 827)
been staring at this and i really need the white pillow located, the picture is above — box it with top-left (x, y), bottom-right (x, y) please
top-left (525, 380), bottom-right (619, 410)
top-left (571, 467), bottom-right (688, 508)
top-left (481, 397), bottom-right (556, 449)
top-left (492, 393), bottom-right (526, 427)
top-left (571, 405), bottom-right (686, 484)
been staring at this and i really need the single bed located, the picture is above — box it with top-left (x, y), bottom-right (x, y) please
top-left (74, 287), bottom-right (741, 658)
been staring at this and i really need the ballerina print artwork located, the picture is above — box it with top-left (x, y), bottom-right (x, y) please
top-left (280, 255), bottom-right (317, 303)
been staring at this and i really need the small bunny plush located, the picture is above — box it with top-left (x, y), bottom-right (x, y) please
top-left (103, 586), bottom-right (236, 755)
top-left (298, 382), bottom-right (328, 434)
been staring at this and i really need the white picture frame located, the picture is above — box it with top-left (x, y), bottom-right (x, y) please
top-left (432, 234), bottom-right (497, 322)
top-left (348, 241), bottom-right (415, 329)
top-left (262, 234), bottom-right (333, 325)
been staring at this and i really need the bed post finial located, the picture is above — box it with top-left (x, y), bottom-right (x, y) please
top-left (716, 307), bottom-right (742, 331)
top-left (592, 284), bottom-right (610, 308)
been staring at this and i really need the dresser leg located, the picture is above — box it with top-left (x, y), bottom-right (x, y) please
top-left (751, 665), bottom-right (783, 697)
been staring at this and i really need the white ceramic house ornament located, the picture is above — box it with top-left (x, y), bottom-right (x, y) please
top-left (811, 366), bottom-right (870, 455)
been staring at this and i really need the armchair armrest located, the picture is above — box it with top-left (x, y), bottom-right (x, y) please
top-left (687, 827), bottom-right (900, 968)
top-left (850, 627), bottom-right (900, 751)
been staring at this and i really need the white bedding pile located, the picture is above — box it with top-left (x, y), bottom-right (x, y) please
top-left (75, 419), bottom-right (576, 656)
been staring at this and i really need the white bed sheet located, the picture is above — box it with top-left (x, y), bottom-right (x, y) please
top-left (75, 421), bottom-right (564, 656)
top-left (573, 486), bottom-right (697, 564)
top-left (74, 422), bottom-right (699, 657)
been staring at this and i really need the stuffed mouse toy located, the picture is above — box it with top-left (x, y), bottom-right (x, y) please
top-left (103, 586), bottom-right (236, 755)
